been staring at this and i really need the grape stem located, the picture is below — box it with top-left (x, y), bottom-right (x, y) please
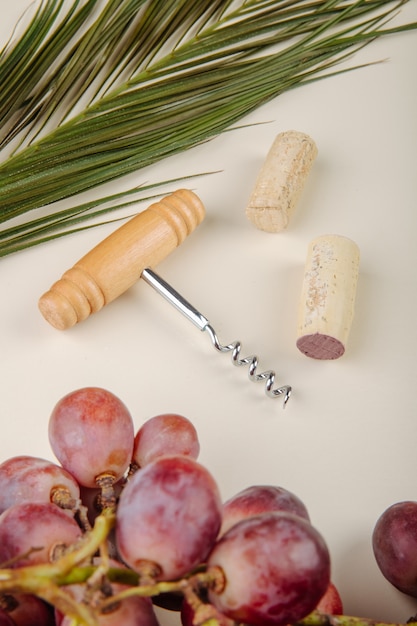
top-left (0, 508), bottom-right (116, 626)
top-left (297, 612), bottom-right (417, 626)
top-left (98, 567), bottom-right (222, 609)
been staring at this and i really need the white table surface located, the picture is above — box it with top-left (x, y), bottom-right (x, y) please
top-left (1, 2), bottom-right (417, 625)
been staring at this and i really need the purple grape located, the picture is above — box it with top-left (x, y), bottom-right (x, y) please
top-left (0, 455), bottom-right (80, 516)
top-left (220, 484), bottom-right (310, 535)
top-left (181, 597), bottom-right (235, 626)
top-left (6, 593), bottom-right (55, 626)
top-left (372, 500), bottom-right (417, 597)
top-left (132, 413), bottom-right (200, 468)
top-left (0, 610), bottom-right (15, 626)
top-left (316, 581), bottom-right (344, 615)
top-left (116, 455), bottom-right (222, 580)
top-left (48, 387), bottom-right (134, 488)
top-left (0, 502), bottom-right (82, 567)
top-left (207, 511), bottom-right (330, 626)
top-left (60, 594), bottom-right (159, 626)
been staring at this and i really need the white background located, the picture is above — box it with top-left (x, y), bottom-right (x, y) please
top-left (1, 2), bottom-right (417, 625)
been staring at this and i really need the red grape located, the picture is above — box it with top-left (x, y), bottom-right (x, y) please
top-left (0, 455), bottom-right (80, 516)
top-left (116, 455), bottom-right (222, 580)
top-left (59, 558), bottom-right (160, 626)
top-left (181, 596), bottom-right (235, 626)
top-left (316, 582), bottom-right (343, 614)
top-left (207, 511), bottom-right (330, 626)
top-left (61, 594), bottom-right (159, 626)
top-left (132, 413), bottom-right (200, 468)
top-left (372, 500), bottom-right (417, 597)
top-left (5, 593), bottom-right (55, 626)
top-left (0, 610), bottom-right (15, 626)
top-left (48, 387), bottom-right (134, 488)
top-left (220, 484), bottom-right (310, 535)
top-left (180, 599), bottom-right (198, 626)
top-left (0, 502), bottom-right (82, 567)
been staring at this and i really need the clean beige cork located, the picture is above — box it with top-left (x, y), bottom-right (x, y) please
top-left (246, 130), bottom-right (318, 233)
top-left (296, 234), bottom-right (360, 360)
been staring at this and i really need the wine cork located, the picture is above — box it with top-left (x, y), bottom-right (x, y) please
top-left (246, 130), bottom-right (317, 233)
top-left (296, 234), bottom-right (360, 359)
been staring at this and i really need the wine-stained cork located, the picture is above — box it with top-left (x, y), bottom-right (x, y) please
top-left (296, 234), bottom-right (360, 360)
top-left (246, 130), bottom-right (317, 233)
top-left (38, 189), bottom-right (205, 330)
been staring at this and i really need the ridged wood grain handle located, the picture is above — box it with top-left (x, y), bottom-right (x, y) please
top-left (38, 189), bottom-right (206, 330)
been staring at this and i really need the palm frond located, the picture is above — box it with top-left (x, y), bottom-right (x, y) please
top-left (0, 173), bottom-right (214, 257)
top-left (0, 0), bottom-right (415, 257)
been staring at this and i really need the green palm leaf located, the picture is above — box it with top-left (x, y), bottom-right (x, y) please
top-left (0, 0), bottom-right (415, 256)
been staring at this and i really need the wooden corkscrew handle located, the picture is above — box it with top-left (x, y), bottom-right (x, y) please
top-left (38, 189), bottom-right (206, 330)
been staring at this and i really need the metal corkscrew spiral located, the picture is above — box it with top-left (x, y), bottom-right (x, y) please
top-left (38, 189), bottom-right (291, 408)
top-left (142, 268), bottom-right (292, 408)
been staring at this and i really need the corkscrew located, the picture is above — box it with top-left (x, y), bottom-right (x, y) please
top-left (141, 267), bottom-right (291, 407)
top-left (38, 189), bottom-right (291, 407)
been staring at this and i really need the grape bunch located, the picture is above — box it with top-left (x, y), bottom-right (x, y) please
top-left (0, 386), bottom-right (342, 626)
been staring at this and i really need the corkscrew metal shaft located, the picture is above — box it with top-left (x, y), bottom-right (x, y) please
top-left (38, 189), bottom-right (291, 408)
top-left (142, 268), bottom-right (291, 407)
